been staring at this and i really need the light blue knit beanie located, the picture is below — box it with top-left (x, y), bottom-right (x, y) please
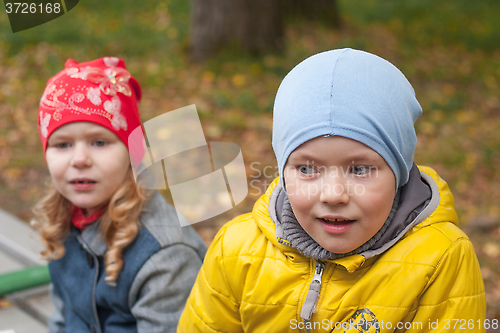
top-left (272, 48), bottom-right (422, 189)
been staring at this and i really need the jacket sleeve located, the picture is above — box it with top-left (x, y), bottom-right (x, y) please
top-left (409, 237), bottom-right (486, 332)
top-left (178, 226), bottom-right (243, 333)
top-left (47, 283), bottom-right (66, 333)
top-left (128, 243), bottom-right (204, 333)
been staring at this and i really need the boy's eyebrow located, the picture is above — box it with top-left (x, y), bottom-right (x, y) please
top-left (343, 153), bottom-right (380, 163)
top-left (288, 152), bottom-right (322, 163)
top-left (288, 151), bottom-right (381, 164)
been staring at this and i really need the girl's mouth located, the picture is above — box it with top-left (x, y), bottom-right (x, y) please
top-left (70, 181), bottom-right (97, 190)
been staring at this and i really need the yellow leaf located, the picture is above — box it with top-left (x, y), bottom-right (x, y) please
top-left (3, 168), bottom-right (22, 180)
top-left (442, 83), bottom-right (455, 96)
top-left (483, 242), bottom-right (500, 259)
top-left (202, 71), bottom-right (215, 83)
top-left (231, 74), bottom-right (246, 87)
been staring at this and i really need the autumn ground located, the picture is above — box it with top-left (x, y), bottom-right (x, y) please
top-left (0, 0), bottom-right (499, 323)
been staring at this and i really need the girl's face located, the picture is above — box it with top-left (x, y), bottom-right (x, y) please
top-left (283, 136), bottom-right (396, 254)
top-left (45, 122), bottom-right (130, 216)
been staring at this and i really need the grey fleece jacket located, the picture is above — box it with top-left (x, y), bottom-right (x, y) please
top-left (47, 191), bottom-right (207, 333)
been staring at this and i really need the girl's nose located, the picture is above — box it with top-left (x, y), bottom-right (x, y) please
top-left (71, 143), bottom-right (92, 168)
top-left (319, 175), bottom-right (350, 205)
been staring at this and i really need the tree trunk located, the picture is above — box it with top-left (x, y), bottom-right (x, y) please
top-left (283, 0), bottom-right (341, 28)
top-left (190, 0), bottom-right (341, 62)
top-left (190, 0), bottom-right (284, 62)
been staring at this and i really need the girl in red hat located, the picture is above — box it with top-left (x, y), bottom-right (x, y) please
top-left (32, 57), bottom-right (206, 333)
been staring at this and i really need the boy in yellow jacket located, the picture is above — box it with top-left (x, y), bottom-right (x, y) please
top-left (178, 49), bottom-right (487, 332)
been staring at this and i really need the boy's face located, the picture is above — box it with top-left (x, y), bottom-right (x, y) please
top-left (283, 136), bottom-right (396, 254)
top-left (45, 122), bottom-right (130, 216)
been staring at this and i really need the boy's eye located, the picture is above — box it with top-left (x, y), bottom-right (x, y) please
top-left (351, 165), bottom-right (371, 176)
top-left (298, 165), bottom-right (317, 175)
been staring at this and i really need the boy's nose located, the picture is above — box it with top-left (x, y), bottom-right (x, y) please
top-left (71, 143), bottom-right (92, 168)
top-left (319, 176), bottom-right (350, 205)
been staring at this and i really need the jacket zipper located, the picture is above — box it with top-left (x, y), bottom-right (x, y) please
top-left (300, 260), bottom-right (325, 332)
top-left (91, 252), bottom-right (102, 333)
top-left (80, 239), bottom-right (103, 333)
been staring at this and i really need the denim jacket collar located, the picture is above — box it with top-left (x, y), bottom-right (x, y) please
top-left (77, 218), bottom-right (107, 256)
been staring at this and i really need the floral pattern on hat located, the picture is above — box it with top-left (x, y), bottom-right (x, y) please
top-left (39, 57), bottom-right (134, 134)
top-left (86, 87), bottom-right (102, 106)
top-left (68, 65), bottom-right (132, 97)
top-left (39, 112), bottom-right (51, 138)
top-left (38, 56), bottom-right (144, 167)
top-left (104, 96), bottom-right (127, 131)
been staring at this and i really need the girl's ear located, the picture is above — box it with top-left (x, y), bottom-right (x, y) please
top-left (129, 77), bottom-right (142, 101)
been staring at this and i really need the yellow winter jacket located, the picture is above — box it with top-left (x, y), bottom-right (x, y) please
top-left (178, 166), bottom-right (486, 332)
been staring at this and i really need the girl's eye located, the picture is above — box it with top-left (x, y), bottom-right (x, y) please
top-left (94, 140), bottom-right (107, 147)
top-left (56, 142), bottom-right (71, 149)
top-left (298, 165), bottom-right (317, 175)
top-left (351, 165), bottom-right (371, 176)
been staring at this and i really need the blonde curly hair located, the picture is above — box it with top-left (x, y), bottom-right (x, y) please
top-left (31, 166), bottom-right (153, 285)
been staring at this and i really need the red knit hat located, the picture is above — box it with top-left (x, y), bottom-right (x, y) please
top-left (38, 57), bottom-right (145, 168)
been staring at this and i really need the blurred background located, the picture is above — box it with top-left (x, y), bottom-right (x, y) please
top-left (0, 0), bottom-right (499, 323)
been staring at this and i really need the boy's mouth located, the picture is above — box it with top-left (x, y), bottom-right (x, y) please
top-left (318, 217), bottom-right (356, 234)
top-left (319, 217), bottom-right (356, 224)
